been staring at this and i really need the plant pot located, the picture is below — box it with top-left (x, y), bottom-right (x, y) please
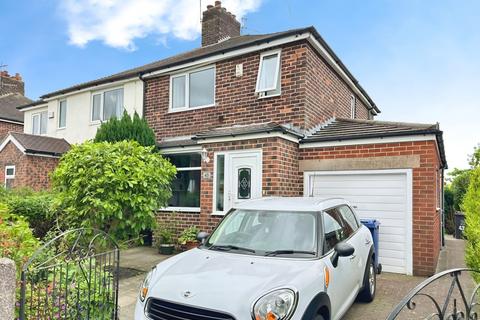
top-left (159, 244), bottom-right (175, 255)
top-left (141, 229), bottom-right (153, 246)
top-left (185, 240), bottom-right (199, 250)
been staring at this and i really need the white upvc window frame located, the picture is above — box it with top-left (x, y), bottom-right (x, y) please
top-left (255, 49), bottom-right (282, 94)
top-left (4, 165), bottom-right (15, 188)
top-left (159, 149), bottom-right (202, 213)
top-left (169, 65), bottom-right (216, 113)
top-left (350, 95), bottom-right (356, 119)
top-left (32, 111), bottom-right (48, 135)
top-left (90, 86), bottom-right (124, 123)
top-left (212, 152), bottom-right (226, 215)
top-left (58, 100), bottom-right (67, 129)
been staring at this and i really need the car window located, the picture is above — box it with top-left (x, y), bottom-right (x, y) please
top-left (339, 205), bottom-right (359, 233)
top-left (322, 208), bottom-right (346, 253)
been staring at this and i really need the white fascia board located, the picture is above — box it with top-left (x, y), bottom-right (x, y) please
top-left (25, 153), bottom-right (61, 159)
top-left (0, 118), bottom-right (23, 125)
top-left (42, 77), bottom-right (139, 101)
top-left (299, 134), bottom-right (437, 149)
top-left (0, 135), bottom-right (26, 153)
top-left (306, 35), bottom-right (375, 114)
top-left (159, 145), bottom-right (202, 154)
top-left (195, 132), bottom-right (300, 144)
top-left (19, 104), bottom-right (49, 112)
top-left (142, 33), bottom-right (311, 78)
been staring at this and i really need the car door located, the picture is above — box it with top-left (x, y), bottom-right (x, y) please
top-left (338, 205), bottom-right (365, 288)
top-left (321, 208), bottom-right (358, 319)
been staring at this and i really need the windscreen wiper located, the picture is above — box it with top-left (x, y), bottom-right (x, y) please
top-left (209, 244), bottom-right (256, 253)
top-left (265, 250), bottom-right (316, 257)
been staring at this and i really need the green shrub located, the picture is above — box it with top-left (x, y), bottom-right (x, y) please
top-left (94, 111), bottom-right (156, 147)
top-left (6, 191), bottom-right (56, 238)
top-left (463, 167), bottom-right (480, 282)
top-left (0, 203), bottom-right (40, 271)
top-left (178, 226), bottom-right (199, 245)
top-left (51, 141), bottom-right (176, 241)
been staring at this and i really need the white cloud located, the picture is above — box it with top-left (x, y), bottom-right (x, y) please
top-left (59, 0), bottom-right (262, 50)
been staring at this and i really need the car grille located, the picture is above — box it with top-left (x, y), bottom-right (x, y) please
top-left (146, 298), bottom-right (236, 320)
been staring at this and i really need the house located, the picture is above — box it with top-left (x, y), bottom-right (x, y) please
top-left (0, 71), bottom-right (28, 138)
top-left (8, 1), bottom-right (446, 276)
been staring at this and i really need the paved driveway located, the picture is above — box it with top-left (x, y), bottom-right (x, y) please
top-left (119, 236), bottom-right (471, 319)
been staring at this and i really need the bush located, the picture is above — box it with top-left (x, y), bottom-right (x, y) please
top-left (51, 141), bottom-right (176, 241)
top-left (6, 190), bottom-right (56, 238)
top-left (463, 167), bottom-right (480, 282)
top-left (178, 226), bottom-right (199, 245)
top-left (0, 203), bottom-right (40, 271)
top-left (94, 111), bottom-right (156, 147)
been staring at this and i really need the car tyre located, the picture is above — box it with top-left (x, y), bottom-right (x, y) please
top-left (358, 257), bottom-right (376, 302)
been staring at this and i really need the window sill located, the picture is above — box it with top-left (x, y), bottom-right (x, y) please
top-left (168, 104), bottom-right (215, 114)
top-left (57, 127), bottom-right (66, 131)
top-left (256, 92), bottom-right (281, 100)
top-left (89, 121), bottom-right (101, 126)
top-left (211, 211), bottom-right (226, 216)
top-left (158, 207), bottom-right (201, 213)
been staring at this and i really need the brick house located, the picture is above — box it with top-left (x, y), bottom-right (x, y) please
top-left (11, 1), bottom-right (446, 275)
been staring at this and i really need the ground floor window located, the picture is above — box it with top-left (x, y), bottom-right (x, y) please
top-left (4, 165), bottom-right (15, 189)
top-left (164, 153), bottom-right (201, 210)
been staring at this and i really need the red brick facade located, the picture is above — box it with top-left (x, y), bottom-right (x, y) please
top-left (0, 121), bottom-right (23, 139)
top-left (0, 141), bottom-right (59, 190)
top-left (144, 40), bottom-right (371, 142)
top-left (298, 140), bottom-right (443, 276)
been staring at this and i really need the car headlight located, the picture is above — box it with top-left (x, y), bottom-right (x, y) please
top-left (252, 288), bottom-right (297, 320)
top-left (139, 267), bottom-right (156, 302)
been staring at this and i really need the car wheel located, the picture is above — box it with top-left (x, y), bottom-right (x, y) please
top-left (358, 257), bottom-right (376, 302)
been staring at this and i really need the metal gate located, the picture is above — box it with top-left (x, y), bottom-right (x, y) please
top-left (19, 228), bottom-right (120, 319)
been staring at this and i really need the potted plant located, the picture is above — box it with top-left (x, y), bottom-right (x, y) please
top-left (155, 226), bottom-right (175, 255)
top-left (178, 226), bottom-right (200, 250)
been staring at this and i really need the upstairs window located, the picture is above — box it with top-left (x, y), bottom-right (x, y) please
top-left (32, 111), bottom-right (47, 135)
top-left (58, 100), bottom-right (67, 128)
top-left (350, 95), bottom-right (356, 119)
top-left (91, 88), bottom-right (124, 122)
top-left (4, 165), bottom-right (15, 189)
top-left (170, 66), bottom-right (215, 111)
top-left (256, 50), bottom-right (281, 97)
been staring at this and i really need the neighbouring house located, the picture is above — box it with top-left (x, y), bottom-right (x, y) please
top-left (11, 1), bottom-right (446, 276)
top-left (0, 71), bottom-right (28, 138)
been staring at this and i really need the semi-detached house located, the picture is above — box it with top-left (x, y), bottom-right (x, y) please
top-left (5, 1), bottom-right (446, 276)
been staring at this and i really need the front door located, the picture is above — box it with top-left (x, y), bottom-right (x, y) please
top-left (225, 151), bottom-right (262, 211)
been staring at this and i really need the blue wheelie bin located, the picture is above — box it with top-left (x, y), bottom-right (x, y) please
top-left (360, 219), bottom-right (382, 274)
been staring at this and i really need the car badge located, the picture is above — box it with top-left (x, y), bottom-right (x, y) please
top-left (182, 290), bottom-right (194, 298)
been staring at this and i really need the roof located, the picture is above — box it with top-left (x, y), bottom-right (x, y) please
top-left (233, 197), bottom-right (349, 212)
top-left (2, 132), bottom-right (70, 157)
top-left (19, 26), bottom-right (379, 113)
top-left (0, 93), bottom-right (30, 123)
top-left (194, 122), bottom-right (304, 140)
top-left (302, 118), bottom-right (447, 168)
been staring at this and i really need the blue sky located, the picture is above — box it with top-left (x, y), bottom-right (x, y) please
top-left (1, 0), bottom-right (479, 171)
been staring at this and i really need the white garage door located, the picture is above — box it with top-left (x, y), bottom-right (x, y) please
top-left (305, 170), bottom-right (412, 275)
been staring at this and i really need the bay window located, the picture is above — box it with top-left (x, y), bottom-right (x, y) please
top-left (170, 66), bottom-right (215, 111)
top-left (164, 153), bottom-right (201, 211)
top-left (32, 111), bottom-right (47, 135)
top-left (256, 50), bottom-right (281, 97)
top-left (91, 88), bottom-right (124, 122)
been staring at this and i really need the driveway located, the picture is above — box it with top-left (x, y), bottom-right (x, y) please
top-left (119, 236), bottom-right (471, 319)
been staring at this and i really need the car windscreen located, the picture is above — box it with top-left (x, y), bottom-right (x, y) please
top-left (205, 209), bottom-right (318, 257)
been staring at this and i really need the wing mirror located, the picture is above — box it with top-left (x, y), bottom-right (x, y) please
top-left (331, 242), bottom-right (355, 268)
top-left (196, 231), bottom-right (209, 244)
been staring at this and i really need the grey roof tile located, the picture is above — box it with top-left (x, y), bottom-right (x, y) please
top-left (0, 93), bottom-right (30, 122)
top-left (9, 132), bottom-right (70, 156)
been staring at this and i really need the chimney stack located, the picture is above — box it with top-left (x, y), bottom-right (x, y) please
top-left (202, 1), bottom-right (241, 47)
top-left (0, 71), bottom-right (25, 96)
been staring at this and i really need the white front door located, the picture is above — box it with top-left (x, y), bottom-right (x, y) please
top-left (217, 150), bottom-right (262, 213)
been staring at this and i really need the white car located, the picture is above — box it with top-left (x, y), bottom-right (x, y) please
top-left (135, 197), bottom-right (376, 320)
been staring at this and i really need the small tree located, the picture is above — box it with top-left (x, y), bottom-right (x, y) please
top-left (94, 111), bottom-right (156, 147)
top-left (51, 141), bottom-right (176, 240)
top-left (463, 167), bottom-right (480, 281)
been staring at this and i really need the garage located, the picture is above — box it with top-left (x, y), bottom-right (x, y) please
top-left (304, 170), bottom-right (413, 275)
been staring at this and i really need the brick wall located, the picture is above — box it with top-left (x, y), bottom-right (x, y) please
top-left (0, 122), bottom-right (23, 140)
top-left (144, 40), bottom-right (371, 141)
top-left (299, 140), bottom-right (442, 276)
top-left (0, 141), bottom-right (59, 190)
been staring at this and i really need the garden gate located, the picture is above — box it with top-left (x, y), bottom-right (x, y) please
top-left (19, 228), bottom-right (120, 319)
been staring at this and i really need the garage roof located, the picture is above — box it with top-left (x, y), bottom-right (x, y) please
top-left (1, 132), bottom-right (71, 157)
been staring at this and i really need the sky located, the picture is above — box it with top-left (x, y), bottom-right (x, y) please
top-left (1, 0), bottom-right (479, 171)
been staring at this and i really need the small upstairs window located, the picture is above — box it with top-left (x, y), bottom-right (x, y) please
top-left (256, 50), bottom-right (281, 98)
top-left (32, 111), bottom-right (47, 135)
top-left (58, 100), bottom-right (67, 128)
top-left (91, 88), bottom-right (124, 122)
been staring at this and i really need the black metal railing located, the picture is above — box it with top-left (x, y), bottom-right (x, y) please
top-left (387, 268), bottom-right (480, 320)
top-left (19, 228), bottom-right (120, 320)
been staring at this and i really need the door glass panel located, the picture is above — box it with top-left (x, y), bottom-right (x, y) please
top-left (215, 155), bottom-right (225, 211)
top-left (237, 168), bottom-right (251, 199)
